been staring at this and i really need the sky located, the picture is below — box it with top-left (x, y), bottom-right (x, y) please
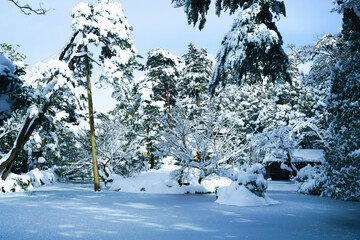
top-left (0, 0), bottom-right (342, 111)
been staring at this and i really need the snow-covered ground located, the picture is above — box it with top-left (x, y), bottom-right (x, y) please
top-left (0, 182), bottom-right (359, 240)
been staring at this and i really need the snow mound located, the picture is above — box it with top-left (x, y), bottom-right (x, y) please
top-left (215, 182), bottom-right (279, 207)
top-left (108, 166), bottom-right (231, 194)
top-left (0, 169), bottom-right (58, 193)
top-left (0, 173), bottom-right (32, 193)
top-left (26, 168), bottom-right (57, 187)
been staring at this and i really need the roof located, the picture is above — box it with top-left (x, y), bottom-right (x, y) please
top-left (263, 149), bottom-right (325, 163)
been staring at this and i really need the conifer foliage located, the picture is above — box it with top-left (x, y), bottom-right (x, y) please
top-left (179, 43), bottom-right (213, 108)
top-left (172, 0), bottom-right (290, 95)
top-left (325, 1), bottom-right (360, 200)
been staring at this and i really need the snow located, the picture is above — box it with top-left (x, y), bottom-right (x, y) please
top-left (108, 165), bottom-right (231, 194)
top-left (216, 182), bottom-right (278, 207)
top-left (0, 54), bottom-right (15, 117)
top-left (0, 182), bottom-right (359, 240)
top-left (292, 149), bottom-right (324, 163)
top-left (263, 149), bottom-right (325, 163)
top-left (0, 169), bottom-right (57, 193)
top-left (0, 53), bottom-right (14, 73)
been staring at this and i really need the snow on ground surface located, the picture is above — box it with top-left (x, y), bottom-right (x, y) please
top-left (109, 165), bottom-right (232, 194)
top-left (0, 182), bottom-right (359, 240)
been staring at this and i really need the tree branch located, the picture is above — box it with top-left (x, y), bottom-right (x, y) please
top-left (9, 0), bottom-right (49, 15)
top-left (59, 31), bottom-right (79, 61)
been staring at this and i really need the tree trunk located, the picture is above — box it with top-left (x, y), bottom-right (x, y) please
top-left (286, 152), bottom-right (297, 177)
top-left (84, 43), bottom-right (101, 192)
top-left (0, 113), bottom-right (45, 180)
top-left (165, 88), bottom-right (171, 114)
top-left (195, 89), bottom-right (200, 108)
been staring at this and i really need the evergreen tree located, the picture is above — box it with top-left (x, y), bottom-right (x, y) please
top-left (0, 50), bottom-right (30, 126)
top-left (130, 49), bottom-right (181, 169)
top-left (209, 1), bottom-right (290, 95)
top-left (324, 1), bottom-right (360, 200)
top-left (172, 0), bottom-right (290, 94)
top-left (145, 48), bottom-right (181, 115)
top-left (178, 43), bottom-right (213, 109)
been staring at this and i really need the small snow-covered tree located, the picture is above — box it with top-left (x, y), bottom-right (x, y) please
top-left (160, 107), bottom-right (242, 186)
top-left (95, 118), bottom-right (145, 181)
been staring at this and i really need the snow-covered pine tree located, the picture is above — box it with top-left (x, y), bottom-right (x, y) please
top-left (130, 49), bottom-right (181, 169)
top-left (209, 0), bottom-right (290, 95)
top-left (172, 0), bottom-right (290, 94)
top-left (68, 0), bottom-right (140, 191)
top-left (178, 43), bottom-right (213, 109)
top-left (145, 48), bottom-right (181, 115)
top-left (324, 1), bottom-right (360, 200)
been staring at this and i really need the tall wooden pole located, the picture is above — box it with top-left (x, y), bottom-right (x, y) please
top-left (84, 43), bottom-right (101, 192)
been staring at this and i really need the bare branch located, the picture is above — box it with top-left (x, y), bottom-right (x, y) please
top-left (9, 0), bottom-right (49, 15)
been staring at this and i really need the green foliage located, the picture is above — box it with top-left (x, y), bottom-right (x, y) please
top-left (172, 0), bottom-right (286, 30)
top-left (0, 46), bottom-right (31, 126)
top-left (324, 2), bottom-right (360, 201)
top-left (178, 43), bottom-right (213, 108)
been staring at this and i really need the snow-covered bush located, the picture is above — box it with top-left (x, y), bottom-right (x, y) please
top-left (0, 173), bottom-right (32, 193)
top-left (159, 107), bottom-right (242, 186)
top-left (107, 166), bottom-right (232, 194)
top-left (294, 164), bottom-right (326, 195)
top-left (323, 165), bottom-right (360, 201)
top-left (234, 163), bottom-right (268, 197)
top-left (215, 164), bottom-right (278, 207)
top-left (0, 168), bottom-right (57, 193)
top-left (26, 168), bottom-right (58, 187)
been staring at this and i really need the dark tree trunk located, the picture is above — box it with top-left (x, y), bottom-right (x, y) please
top-left (0, 112), bottom-right (45, 180)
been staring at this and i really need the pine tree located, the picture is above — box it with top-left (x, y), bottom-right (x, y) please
top-left (178, 43), bottom-right (213, 109)
top-left (145, 48), bottom-right (181, 115)
top-left (172, 0), bottom-right (290, 94)
top-left (209, 1), bottom-right (290, 95)
top-left (130, 49), bottom-right (181, 169)
top-left (324, 1), bottom-right (360, 200)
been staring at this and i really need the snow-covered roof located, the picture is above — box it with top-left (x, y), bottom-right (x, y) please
top-left (292, 149), bottom-right (324, 163)
top-left (264, 149), bottom-right (324, 163)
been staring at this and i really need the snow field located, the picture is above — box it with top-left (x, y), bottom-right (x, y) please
top-left (0, 182), bottom-right (359, 240)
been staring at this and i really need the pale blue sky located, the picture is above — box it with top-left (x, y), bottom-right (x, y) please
top-left (0, 0), bottom-right (342, 111)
